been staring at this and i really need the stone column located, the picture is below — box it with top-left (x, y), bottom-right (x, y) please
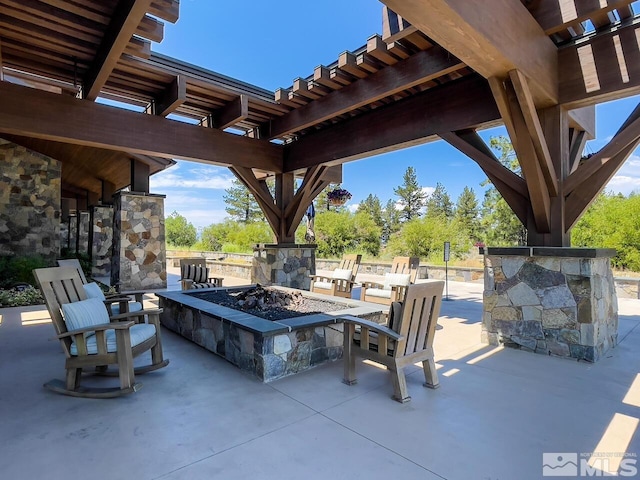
top-left (482, 247), bottom-right (618, 362)
top-left (111, 192), bottom-right (166, 291)
top-left (68, 215), bottom-right (78, 252)
top-left (89, 205), bottom-right (113, 278)
top-left (77, 211), bottom-right (90, 254)
top-left (0, 139), bottom-right (61, 262)
top-left (252, 243), bottom-right (316, 290)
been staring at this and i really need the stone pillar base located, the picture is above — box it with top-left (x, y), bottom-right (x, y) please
top-left (252, 244), bottom-right (316, 290)
top-left (111, 192), bottom-right (167, 291)
top-left (89, 205), bottom-right (113, 278)
top-left (482, 247), bottom-right (618, 362)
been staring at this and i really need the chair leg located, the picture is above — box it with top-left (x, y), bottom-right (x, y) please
top-left (151, 334), bottom-right (164, 366)
top-left (390, 365), bottom-right (411, 403)
top-left (422, 357), bottom-right (440, 389)
top-left (115, 330), bottom-right (136, 390)
top-left (66, 368), bottom-right (81, 391)
top-left (342, 323), bottom-right (357, 385)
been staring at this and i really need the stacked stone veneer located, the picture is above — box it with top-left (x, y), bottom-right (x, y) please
top-left (482, 248), bottom-right (618, 362)
top-left (0, 139), bottom-right (60, 262)
top-left (111, 192), bottom-right (166, 291)
top-left (157, 287), bottom-right (385, 382)
top-left (77, 211), bottom-right (90, 254)
top-left (253, 244), bottom-right (316, 290)
top-left (90, 205), bottom-right (113, 277)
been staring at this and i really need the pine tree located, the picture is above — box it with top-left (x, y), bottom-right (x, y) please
top-left (425, 182), bottom-right (454, 219)
top-left (223, 178), bottom-right (264, 223)
top-left (357, 194), bottom-right (384, 228)
top-left (454, 186), bottom-right (480, 242)
top-left (393, 166), bottom-right (426, 221)
top-left (381, 198), bottom-right (402, 243)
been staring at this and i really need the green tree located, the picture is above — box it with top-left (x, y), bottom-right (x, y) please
top-left (165, 211), bottom-right (197, 247)
top-left (387, 216), bottom-right (471, 261)
top-left (381, 198), bottom-right (402, 243)
top-left (479, 136), bottom-right (527, 246)
top-left (198, 220), bottom-right (235, 251)
top-left (314, 211), bottom-right (381, 257)
top-left (357, 194), bottom-right (384, 228)
top-left (223, 178), bottom-right (264, 223)
top-left (198, 219), bottom-right (273, 253)
top-left (425, 182), bottom-right (454, 219)
top-left (394, 166), bottom-right (426, 221)
top-left (316, 183), bottom-right (347, 212)
top-left (455, 186), bottom-right (481, 242)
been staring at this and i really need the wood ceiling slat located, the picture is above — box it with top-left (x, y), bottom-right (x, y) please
top-left (338, 51), bottom-right (369, 79)
top-left (149, 0), bottom-right (179, 23)
top-left (136, 15), bottom-right (164, 43)
top-left (367, 34), bottom-right (400, 65)
top-left (36, 0), bottom-right (112, 25)
top-left (617, 6), bottom-right (634, 19)
top-left (1, 0), bottom-right (105, 36)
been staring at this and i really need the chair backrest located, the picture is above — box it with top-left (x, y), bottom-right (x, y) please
top-left (390, 256), bottom-right (420, 283)
top-left (33, 266), bottom-right (89, 355)
top-left (56, 258), bottom-right (88, 284)
top-left (179, 258), bottom-right (207, 278)
top-left (393, 281), bottom-right (444, 358)
top-left (338, 254), bottom-right (362, 280)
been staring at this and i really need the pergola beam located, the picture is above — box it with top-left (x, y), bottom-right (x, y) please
top-left (0, 81), bottom-right (283, 171)
top-left (267, 47), bottom-right (464, 139)
top-left (212, 95), bottom-right (249, 130)
top-left (380, 0), bottom-right (558, 106)
top-left (559, 20), bottom-right (640, 108)
top-left (284, 75), bottom-right (500, 172)
top-left (526, 0), bottom-right (634, 35)
top-left (83, 0), bottom-right (154, 101)
top-left (153, 75), bottom-right (186, 117)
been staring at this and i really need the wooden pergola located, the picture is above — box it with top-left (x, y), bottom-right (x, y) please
top-left (1, 0), bottom-right (639, 246)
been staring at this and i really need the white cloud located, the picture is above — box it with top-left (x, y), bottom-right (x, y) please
top-left (347, 203), bottom-right (359, 213)
top-left (150, 163), bottom-right (234, 190)
top-left (422, 186), bottom-right (436, 198)
top-left (607, 155), bottom-right (640, 195)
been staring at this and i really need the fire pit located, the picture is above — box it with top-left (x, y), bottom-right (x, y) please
top-left (156, 285), bottom-right (386, 382)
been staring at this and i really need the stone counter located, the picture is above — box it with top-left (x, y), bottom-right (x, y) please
top-left (481, 247), bottom-right (618, 362)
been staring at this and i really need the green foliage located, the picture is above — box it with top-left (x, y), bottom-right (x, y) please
top-left (357, 194), bottom-right (384, 228)
top-left (425, 182), bottom-right (454, 219)
top-left (198, 220), bottom-right (273, 253)
top-left (0, 255), bottom-right (50, 289)
top-left (394, 166), bottom-right (426, 221)
top-left (572, 192), bottom-right (640, 271)
top-left (316, 183), bottom-right (348, 212)
top-left (223, 178), bottom-right (266, 223)
top-left (0, 286), bottom-right (44, 307)
top-left (165, 211), bottom-right (197, 247)
top-left (382, 198), bottom-right (401, 243)
top-left (387, 216), bottom-right (471, 261)
top-left (314, 211), bottom-right (381, 257)
top-left (455, 186), bottom-right (481, 242)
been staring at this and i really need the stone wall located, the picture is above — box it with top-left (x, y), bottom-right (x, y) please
top-left (482, 248), bottom-right (618, 362)
top-left (0, 139), bottom-right (61, 262)
top-left (77, 211), bottom-right (90, 254)
top-left (252, 244), bottom-right (316, 290)
top-left (90, 205), bottom-right (113, 278)
top-left (111, 192), bottom-right (166, 291)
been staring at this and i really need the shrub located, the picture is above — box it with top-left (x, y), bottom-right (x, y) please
top-left (0, 285), bottom-right (44, 307)
top-left (0, 255), bottom-right (50, 289)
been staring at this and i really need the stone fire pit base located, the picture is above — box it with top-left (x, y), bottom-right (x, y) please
top-left (156, 286), bottom-right (386, 382)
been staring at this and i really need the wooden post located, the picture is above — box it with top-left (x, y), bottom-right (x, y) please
top-left (130, 159), bottom-right (150, 193)
top-left (275, 173), bottom-right (295, 243)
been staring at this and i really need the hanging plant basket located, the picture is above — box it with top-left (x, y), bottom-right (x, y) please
top-left (327, 188), bottom-right (352, 207)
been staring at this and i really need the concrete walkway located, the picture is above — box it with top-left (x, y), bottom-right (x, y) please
top-left (1, 280), bottom-right (640, 479)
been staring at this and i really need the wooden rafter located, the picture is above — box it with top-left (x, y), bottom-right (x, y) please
top-left (564, 103), bottom-right (640, 194)
top-left (267, 46), bottom-right (464, 139)
top-left (559, 20), bottom-right (640, 108)
top-left (153, 75), bottom-right (186, 117)
top-left (525, 0), bottom-right (634, 35)
top-left (83, 0), bottom-right (154, 101)
top-left (380, 0), bottom-right (558, 106)
top-left (569, 129), bottom-right (588, 174)
top-left (230, 166), bottom-right (280, 234)
top-left (440, 130), bottom-right (529, 224)
top-left (211, 95), bottom-right (249, 130)
top-left (284, 75), bottom-right (499, 172)
top-left (0, 81), bottom-right (283, 171)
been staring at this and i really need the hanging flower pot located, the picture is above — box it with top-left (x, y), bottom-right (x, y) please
top-left (327, 188), bottom-right (352, 207)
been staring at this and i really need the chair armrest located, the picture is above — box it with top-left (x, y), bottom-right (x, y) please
top-left (310, 275), bottom-right (333, 283)
top-left (109, 308), bottom-right (163, 321)
top-left (338, 315), bottom-right (404, 342)
top-left (57, 321), bottom-right (135, 339)
top-left (361, 281), bottom-right (385, 289)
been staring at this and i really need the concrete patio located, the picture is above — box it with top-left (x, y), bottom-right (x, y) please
top-left (1, 278), bottom-right (639, 479)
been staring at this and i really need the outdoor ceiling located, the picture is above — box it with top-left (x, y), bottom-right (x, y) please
top-left (0, 0), bottom-right (639, 198)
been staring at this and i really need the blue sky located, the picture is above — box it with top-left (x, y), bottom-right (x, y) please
top-left (149, 0), bottom-right (640, 231)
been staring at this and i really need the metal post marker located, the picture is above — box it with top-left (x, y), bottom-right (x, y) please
top-left (443, 241), bottom-right (450, 301)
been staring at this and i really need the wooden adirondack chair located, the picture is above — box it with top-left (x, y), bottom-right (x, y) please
top-left (342, 280), bottom-right (444, 403)
top-left (56, 258), bottom-right (142, 316)
top-left (33, 266), bottom-right (169, 398)
top-left (310, 254), bottom-right (362, 298)
top-left (179, 258), bottom-right (224, 290)
top-left (360, 256), bottom-right (420, 306)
